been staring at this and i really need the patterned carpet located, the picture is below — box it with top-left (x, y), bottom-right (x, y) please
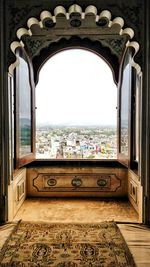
top-left (0, 221), bottom-right (136, 267)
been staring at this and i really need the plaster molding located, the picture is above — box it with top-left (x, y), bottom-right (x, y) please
top-left (9, 41), bottom-right (24, 74)
top-left (126, 41), bottom-right (141, 75)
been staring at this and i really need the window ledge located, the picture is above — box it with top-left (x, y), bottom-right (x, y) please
top-left (26, 159), bottom-right (126, 168)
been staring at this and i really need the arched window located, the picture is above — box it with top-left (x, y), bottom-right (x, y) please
top-left (14, 46), bottom-right (139, 171)
top-left (35, 49), bottom-right (117, 160)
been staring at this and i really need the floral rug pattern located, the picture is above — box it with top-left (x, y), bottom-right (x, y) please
top-left (0, 221), bottom-right (136, 266)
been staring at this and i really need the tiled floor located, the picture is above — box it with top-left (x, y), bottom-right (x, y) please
top-left (0, 198), bottom-right (150, 266)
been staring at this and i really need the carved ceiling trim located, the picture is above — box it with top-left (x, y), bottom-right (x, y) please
top-left (9, 4), bottom-right (141, 75)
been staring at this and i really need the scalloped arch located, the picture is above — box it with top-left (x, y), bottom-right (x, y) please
top-left (9, 3), bottom-right (141, 76)
top-left (33, 36), bottom-right (120, 85)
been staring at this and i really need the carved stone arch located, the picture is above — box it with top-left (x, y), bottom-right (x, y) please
top-left (33, 36), bottom-right (120, 85)
top-left (9, 4), bottom-right (142, 77)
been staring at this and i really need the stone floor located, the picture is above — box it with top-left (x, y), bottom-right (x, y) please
top-left (14, 197), bottom-right (139, 223)
top-left (119, 223), bottom-right (150, 267)
top-left (0, 198), bottom-right (150, 266)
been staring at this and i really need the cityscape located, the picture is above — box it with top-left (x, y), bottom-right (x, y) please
top-left (36, 125), bottom-right (117, 159)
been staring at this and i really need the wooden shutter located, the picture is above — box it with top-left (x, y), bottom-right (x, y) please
top-left (14, 47), bottom-right (35, 168)
top-left (118, 48), bottom-right (132, 167)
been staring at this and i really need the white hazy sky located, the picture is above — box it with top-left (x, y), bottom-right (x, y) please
top-left (36, 49), bottom-right (117, 126)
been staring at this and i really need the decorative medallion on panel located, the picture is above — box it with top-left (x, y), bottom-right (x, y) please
top-left (46, 177), bottom-right (57, 187)
top-left (71, 178), bottom-right (82, 188)
top-left (97, 177), bottom-right (111, 189)
top-left (32, 173), bottom-right (121, 193)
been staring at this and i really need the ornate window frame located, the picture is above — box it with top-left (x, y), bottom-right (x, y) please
top-left (7, 4), bottom-right (142, 171)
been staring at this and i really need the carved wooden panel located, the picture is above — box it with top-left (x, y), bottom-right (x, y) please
top-left (33, 173), bottom-right (121, 192)
top-left (129, 180), bottom-right (138, 204)
top-left (128, 170), bottom-right (143, 219)
top-left (27, 167), bottom-right (127, 197)
top-left (17, 180), bottom-right (25, 202)
top-left (8, 168), bottom-right (26, 221)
